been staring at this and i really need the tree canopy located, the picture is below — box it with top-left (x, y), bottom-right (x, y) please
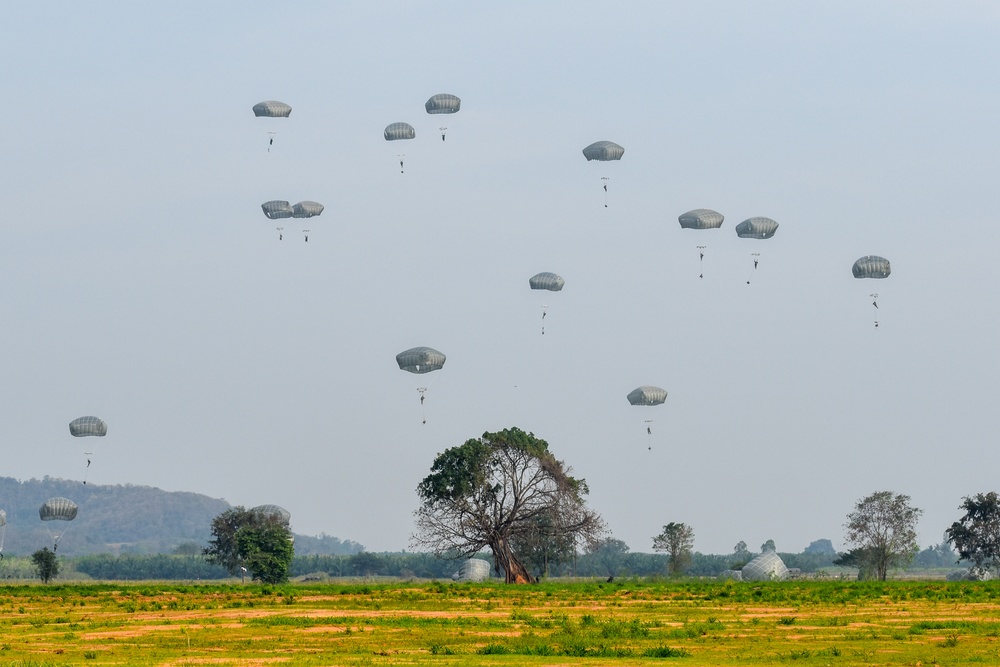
top-left (844, 491), bottom-right (922, 580)
top-left (203, 506), bottom-right (294, 584)
top-left (412, 427), bottom-right (604, 583)
top-left (946, 491), bottom-right (1000, 576)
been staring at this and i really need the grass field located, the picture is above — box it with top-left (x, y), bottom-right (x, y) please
top-left (2, 579), bottom-right (1000, 665)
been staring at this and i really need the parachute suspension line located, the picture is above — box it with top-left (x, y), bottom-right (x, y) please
top-left (417, 387), bottom-right (428, 424)
top-left (439, 127), bottom-right (447, 142)
top-left (697, 246), bottom-right (707, 279)
top-left (747, 253), bottom-right (760, 285)
top-left (267, 131), bottom-right (276, 153)
top-left (398, 154), bottom-right (405, 174)
top-left (601, 177), bottom-right (610, 208)
top-left (645, 420), bottom-right (653, 452)
top-left (540, 305), bottom-right (548, 335)
top-left (870, 293), bottom-right (879, 329)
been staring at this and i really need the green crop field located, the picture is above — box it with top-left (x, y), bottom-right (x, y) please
top-left (2, 579), bottom-right (1000, 666)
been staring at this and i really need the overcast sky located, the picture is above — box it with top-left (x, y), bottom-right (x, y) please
top-left (3, 1), bottom-right (999, 556)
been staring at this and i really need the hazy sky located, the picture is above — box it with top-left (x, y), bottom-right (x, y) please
top-left (4, 1), bottom-right (999, 556)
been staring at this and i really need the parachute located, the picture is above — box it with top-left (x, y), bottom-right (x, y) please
top-left (735, 217), bottom-right (778, 284)
top-left (741, 550), bottom-right (790, 581)
top-left (253, 101), bottom-right (291, 152)
top-left (425, 94), bottom-right (461, 114)
top-left (70, 416), bottom-right (106, 484)
top-left (291, 201), bottom-right (324, 218)
top-left (397, 347), bottom-right (446, 423)
top-left (40, 497), bottom-right (78, 551)
top-left (397, 347), bottom-right (446, 374)
top-left (853, 256), bottom-right (891, 328)
top-left (383, 122), bottom-right (416, 141)
top-left (529, 272), bottom-right (564, 292)
top-left (251, 504), bottom-right (291, 526)
top-left (735, 217), bottom-right (778, 239)
top-left (582, 141), bottom-right (624, 207)
top-left (252, 101), bottom-right (292, 118)
top-left (529, 273), bottom-right (564, 334)
top-left (582, 141), bottom-right (625, 161)
top-left (384, 123), bottom-right (415, 171)
top-left (678, 209), bottom-right (724, 230)
top-left (627, 386), bottom-right (667, 406)
top-left (852, 255), bottom-right (891, 279)
top-left (678, 210), bottom-right (724, 278)
top-left (425, 95), bottom-right (460, 140)
top-left (69, 416), bottom-right (107, 437)
top-left (262, 201), bottom-right (293, 220)
top-left (627, 386), bottom-right (667, 451)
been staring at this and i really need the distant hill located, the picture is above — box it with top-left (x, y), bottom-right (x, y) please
top-left (0, 477), bottom-right (363, 557)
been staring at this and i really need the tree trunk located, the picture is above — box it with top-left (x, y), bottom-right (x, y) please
top-left (492, 538), bottom-right (534, 583)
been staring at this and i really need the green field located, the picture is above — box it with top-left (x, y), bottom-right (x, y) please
top-left (3, 579), bottom-right (1000, 666)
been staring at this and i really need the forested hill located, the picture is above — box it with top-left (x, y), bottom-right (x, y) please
top-left (0, 477), bottom-right (363, 557)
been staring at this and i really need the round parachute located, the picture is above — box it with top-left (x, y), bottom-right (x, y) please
top-left (252, 504), bottom-right (291, 526)
top-left (292, 201), bottom-right (324, 218)
top-left (627, 386), bottom-right (668, 406)
top-left (261, 201), bottom-right (293, 220)
top-left (40, 497), bottom-right (78, 522)
top-left (582, 141), bottom-right (624, 161)
top-left (252, 101), bottom-right (292, 118)
top-left (679, 209), bottom-right (724, 230)
top-left (396, 347), bottom-right (446, 374)
top-left (853, 255), bottom-right (891, 279)
top-left (425, 94), bottom-right (461, 114)
top-left (384, 122), bottom-right (416, 141)
top-left (529, 272), bottom-right (565, 292)
top-left (735, 217), bottom-right (779, 239)
top-left (69, 416), bottom-right (107, 437)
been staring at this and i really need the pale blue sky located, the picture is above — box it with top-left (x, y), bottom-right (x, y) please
top-left (3, 1), bottom-right (999, 555)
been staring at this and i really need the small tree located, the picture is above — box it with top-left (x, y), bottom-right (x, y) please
top-left (946, 491), bottom-right (1000, 576)
top-left (31, 547), bottom-right (59, 583)
top-left (652, 522), bottom-right (694, 576)
top-left (204, 507), bottom-right (294, 583)
top-left (844, 491), bottom-right (922, 580)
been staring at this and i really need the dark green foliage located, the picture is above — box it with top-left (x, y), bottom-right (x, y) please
top-left (74, 553), bottom-right (229, 579)
top-left (31, 547), bottom-right (59, 583)
top-left (236, 523), bottom-right (294, 584)
top-left (947, 492), bottom-right (1000, 574)
top-left (204, 507), bottom-right (294, 583)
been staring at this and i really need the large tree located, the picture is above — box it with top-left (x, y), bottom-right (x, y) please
top-left (946, 491), bottom-right (1000, 576)
top-left (412, 427), bottom-right (604, 583)
top-left (843, 491), bottom-right (922, 580)
top-left (204, 507), bottom-right (294, 584)
top-left (652, 522), bottom-right (694, 576)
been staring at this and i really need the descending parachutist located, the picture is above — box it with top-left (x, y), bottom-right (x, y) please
top-left (601, 177), bottom-right (610, 208)
top-left (417, 387), bottom-right (428, 423)
top-left (439, 127), bottom-right (447, 141)
top-left (697, 245), bottom-right (707, 279)
top-left (398, 154), bottom-right (405, 174)
top-left (303, 229), bottom-right (310, 243)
